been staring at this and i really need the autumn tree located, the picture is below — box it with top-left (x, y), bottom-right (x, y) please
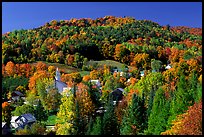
top-left (161, 101), bottom-right (202, 135)
top-left (5, 61), bottom-right (16, 76)
top-left (36, 61), bottom-right (47, 71)
top-left (82, 75), bottom-right (91, 82)
top-left (36, 78), bottom-right (61, 112)
top-left (28, 70), bottom-right (49, 93)
top-left (114, 44), bottom-right (130, 64)
top-left (55, 90), bottom-right (76, 135)
top-left (131, 53), bottom-right (150, 70)
top-left (2, 102), bottom-right (12, 127)
top-left (75, 82), bottom-right (95, 134)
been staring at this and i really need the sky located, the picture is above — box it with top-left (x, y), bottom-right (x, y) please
top-left (2, 2), bottom-right (202, 34)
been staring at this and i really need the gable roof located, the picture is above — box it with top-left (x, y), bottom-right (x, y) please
top-left (11, 116), bottom-right (19, 123)
top-left (2, 122), bottom-right (6, 128)
top-left (90, 79), bottom-right (101, 87)
top-left (110, 88), bottom-right (125, 101)
top-left (55, 79), bottom-right (67, 94)
top-left (16, 113), bottom-right (36, 123)
top-left (12, 91), bottom-right (24, 97)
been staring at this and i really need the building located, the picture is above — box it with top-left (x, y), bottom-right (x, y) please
top-left (165, 64), bottom-right (172, 69)
top-left (54, 68), bottom-right (68, 94)
top-left (110, 88), bottom-right (125, 102)
top-left (2, 122), bottom-right (11, 135)
top-left (140, 70), bottom-right (145, 77)
top-left (10, 116), bottom-right (19, 129)
top-left (11, 91), bottom-right (25, 102)
top-left (90, 80), bottom-right (101, 88)
top-left (15, 113), bottom-right (36, 131)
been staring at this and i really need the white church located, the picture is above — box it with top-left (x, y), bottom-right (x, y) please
top-left (54, 68), bottom-right (69, 94)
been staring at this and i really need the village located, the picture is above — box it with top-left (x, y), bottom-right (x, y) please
top-left (2, 62), bottom-right (173, 135)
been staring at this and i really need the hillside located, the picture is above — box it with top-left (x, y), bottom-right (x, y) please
top-left (2, 16), bottom-right (202, 135)
top-left (2, 16), bottom-right (202, 66)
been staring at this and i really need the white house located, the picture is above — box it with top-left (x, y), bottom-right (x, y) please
top-left (10, 116), bottom-right (19, 129)
top-left (165, 64), bottom-right (172, 69)
top-left (13, 113), bottom-right (36, 131)
top-left (90, 80), bottom-right (101, 88)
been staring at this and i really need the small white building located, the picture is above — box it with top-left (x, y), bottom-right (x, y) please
top-left (54, 68), bottom-right (68, 94)
top-left (15, 113), bottom-right (36, 130)
top-left (165, 64), bottom-right (172, 69)
top-left (10, 116), bottom-right (19, 129)
top-left (90, 80), bottom-right (101, 87)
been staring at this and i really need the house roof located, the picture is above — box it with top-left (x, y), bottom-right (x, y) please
top-left (16, 113), bottom-right (36, 123)
top-left (90, 80), bottom-right (101, 87)
top-left (165, 64), bottom-right (172, 69)
top-left (116, 88), bottom-right (125, 92)
top-left (110, 88), bottom-right (125, 101)
top-left (12, 91), bottom-right (24, 97)
top-left (55, 79), bottom-right (67, 94)
top-left (11, 116), bottom-right (19, 123)
top-left (2, 122), bottom-right (6, 128)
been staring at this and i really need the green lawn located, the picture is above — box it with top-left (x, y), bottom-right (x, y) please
top-left (33, 60), bottom-right (131, 76)
top-left (46, 115), bottom-right (57, 125)
top-left (34, 61), bottom-right (80, 74)
top-left (87, 60), bottom-right (133, 70)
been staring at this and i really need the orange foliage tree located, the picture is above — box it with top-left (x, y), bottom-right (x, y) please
top-left (28, 70), bottom-right (49, 93)
top-left (36, 61), bottom-right (47, 71)
top-left (161, 101), bottom-right (202, 135)
top-left (5, 61), bottom-right (16, 76)
top-left (76, 82), bottom-right (95, 126)
top-left (82, 75), bottom-right (91, 82)
top-left (130, 53), bottom-right (150, 70)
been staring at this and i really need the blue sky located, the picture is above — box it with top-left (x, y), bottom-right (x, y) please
top-left (2, 2), bottom-right (202, 34)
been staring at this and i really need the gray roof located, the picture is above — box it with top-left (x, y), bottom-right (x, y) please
top-left (12, 91), bottom-right (24, 97)
top-left (16, 113), bottom-right (36, 124)
top-left (117, 88), bottom-right (125, 92)
top-left (111, 88), bottom-right (125, 101)
top-left (2, 122), bottom-right (6, 128)
top-left (55, 79), bottom-right (67, 94)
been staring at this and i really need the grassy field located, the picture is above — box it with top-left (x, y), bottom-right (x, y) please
top-left (87, 60), bottom-right (133, 70)
top-left (33, 60), bottom-right (131, 76)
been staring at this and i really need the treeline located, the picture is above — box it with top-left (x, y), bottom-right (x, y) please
top-left (2, 16), bottom-right (202, 67)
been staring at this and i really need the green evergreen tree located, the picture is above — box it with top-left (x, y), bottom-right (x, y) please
top-left (147, 86), bottom-right (155, 118)
top-left (85, 116), bottom-right (94, 135)
top-left (34, 100), bottom-right (48, 123)
top-left (167, 73), bottom-right (192, 128)
top-left (103, 95), bottom-right (119, 135)
top-left (195, 82), bottom-right (202, 102)
top-left (147, 87), bottom-right (170, 135)
top-left (89, 116), bottom-right (102, 135)
top-left (188, 71), bottom-right (198, 103)
top-left (120, 93), bottom-right (147, 135)
top-left (74, 100), bottom-right (85, 135)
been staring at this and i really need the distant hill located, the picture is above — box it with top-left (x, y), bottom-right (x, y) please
top-left (2, 16), bottom-right (202, 69)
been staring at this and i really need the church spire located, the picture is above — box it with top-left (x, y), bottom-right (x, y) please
top-left (55, 67), bottom-right (60, 81)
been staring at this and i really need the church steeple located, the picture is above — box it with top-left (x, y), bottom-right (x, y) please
top-left (55, 67), bottom-right (60, 81)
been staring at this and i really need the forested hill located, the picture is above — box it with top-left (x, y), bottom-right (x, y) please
top-left (2, 16), bottom-right (202, 135)
top-left (2, 16), bottom-right (202, 66)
